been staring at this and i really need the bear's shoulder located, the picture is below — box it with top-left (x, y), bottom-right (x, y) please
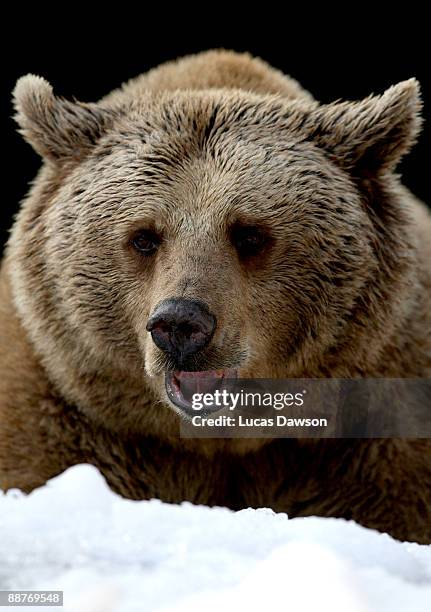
top-left (101, 49), bottom-right (316, 106)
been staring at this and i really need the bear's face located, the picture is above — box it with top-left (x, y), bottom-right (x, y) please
top-left (9, 78), bottom-right (421, 423)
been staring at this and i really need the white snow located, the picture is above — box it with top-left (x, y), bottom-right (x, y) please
top-left (1, 464), bottom-right (431, 612)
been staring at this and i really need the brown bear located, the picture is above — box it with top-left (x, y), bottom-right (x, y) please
top-left (1, 50), bottom-right (430, 543)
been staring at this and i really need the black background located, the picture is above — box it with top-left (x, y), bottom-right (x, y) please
top-left (2, 16), bottom-right (429, 253)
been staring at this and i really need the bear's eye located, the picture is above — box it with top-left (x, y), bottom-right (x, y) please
top-left (131, 229), bottom-right (160, 256)
top-left (230, 224), bottom-right (269, 258)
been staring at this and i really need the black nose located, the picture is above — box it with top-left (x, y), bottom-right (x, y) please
top-left (146, 298), bottom-right (216, 360)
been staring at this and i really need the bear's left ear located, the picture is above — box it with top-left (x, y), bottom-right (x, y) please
top-left (307, 79), bottom-right (422, 174)
top-left (13, 74), bottom-right (119, 162)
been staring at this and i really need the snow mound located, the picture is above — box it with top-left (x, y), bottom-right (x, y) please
top-left (1, 464), bottom-right (431, 611)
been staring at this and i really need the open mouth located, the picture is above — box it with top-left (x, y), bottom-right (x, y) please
top-left (165, 369), bottom-right (238, 415)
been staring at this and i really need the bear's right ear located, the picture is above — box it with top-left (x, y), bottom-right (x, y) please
top-left (13, 75), bottom-right (118, 162)
top-left (304, 79), bottom-right (422, 174)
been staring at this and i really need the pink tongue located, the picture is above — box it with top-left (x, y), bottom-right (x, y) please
top-left (174, 370), bottom-right (224, 397)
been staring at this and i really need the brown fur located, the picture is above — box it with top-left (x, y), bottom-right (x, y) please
top-left (1, 50), bottom-right (430, 542)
